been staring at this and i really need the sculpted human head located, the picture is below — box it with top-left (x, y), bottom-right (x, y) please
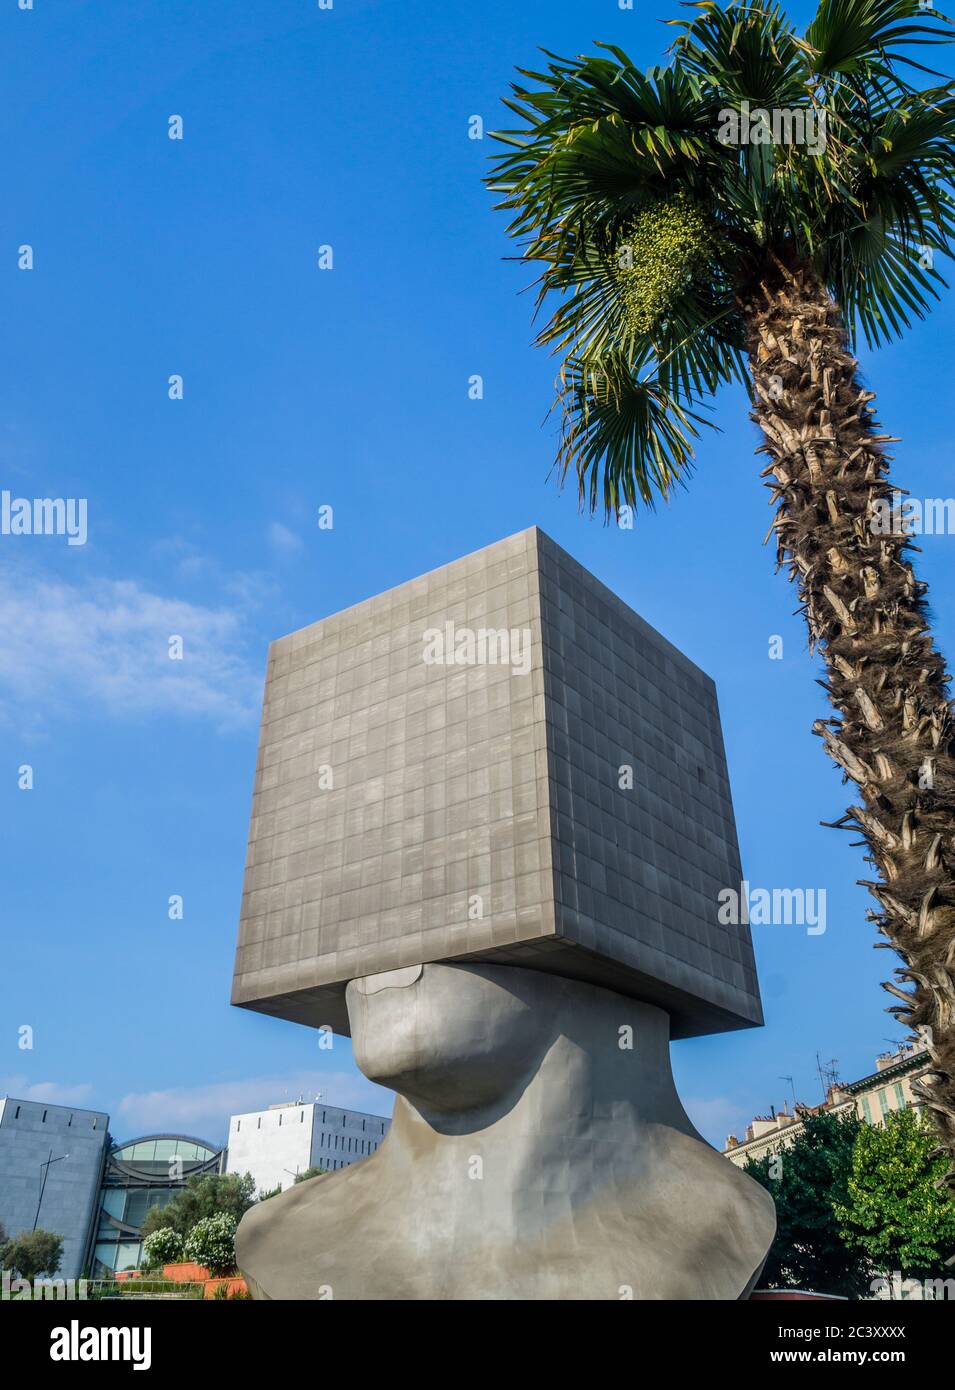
top-left (346, 962), bottom-right (549, 1113)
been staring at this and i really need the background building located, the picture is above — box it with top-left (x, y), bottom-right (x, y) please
top-left (1, 1091), bottom-right (392, 1276)
top-left (0, 1096), bottom-right (109, 1280)
top-left (723, 1044), bottom-right (930, 1167)
top-left (90, 1134), bottom-right (223, 1275)
top-left (226, 1100), bottom-right (391, 1193)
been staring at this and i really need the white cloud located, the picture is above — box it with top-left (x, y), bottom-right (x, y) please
top-left (115, 1072), bottom-right (395, 1146)
top-left (0, 563), bottom-right (262, 731)
top-left (0, 1076), bottom-right (95, 1106)
top-left (267, 521), bottom-right (303, 554)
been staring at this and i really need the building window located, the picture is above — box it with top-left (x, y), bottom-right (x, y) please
top-left (879, 1089), bottom-right (890, 1119)
top-left (861, 1096), bottom-right (872, 1123)
top-left (894, 1082), bottom-right (906, 1110)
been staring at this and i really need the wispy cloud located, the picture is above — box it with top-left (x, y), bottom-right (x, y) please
top-left (0, 562), bottom-right (263, 731)
top-left (115, 1072), bottom-right (395, 1146)
top-left (0, 1076), bottom-right (95, 1107)
top-left (267, 521), bottom-right (303, 555)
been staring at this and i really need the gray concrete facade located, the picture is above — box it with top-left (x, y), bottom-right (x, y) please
top-left (232, 527), bottom-right (760, 1039)
top-left (0, 1097), bottom-right (109, 1280)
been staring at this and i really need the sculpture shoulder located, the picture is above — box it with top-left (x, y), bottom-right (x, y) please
top-left (234, 1135), bottom-right (776, 1301)
top-left (236, 1168), bottom-right (369, 1301)
top-left (607, 1126), bottom-right (777, 1298)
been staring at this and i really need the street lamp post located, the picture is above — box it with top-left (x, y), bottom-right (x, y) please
top-left (34, 1149), bottom-right (68, 1231)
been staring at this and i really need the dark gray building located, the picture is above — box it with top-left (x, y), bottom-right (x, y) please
top-left (0, 1096), bottom-right (109, 1280)
top-left (232, 527), bottom-right (760, 1040)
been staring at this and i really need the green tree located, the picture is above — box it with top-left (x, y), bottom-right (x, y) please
top-left (834, 1106), bottom-right (955, 1281)
top-left (745, 1111), bottom-right (870, 1297)
top-left (140, 1172), bottom-right (256, 1240)
top-left (3, 1229), bottom-right (64, 1281)
top-left (489, 0), bottom-right (955, 1176)
top-left (293, 1166), bottom-right (327, 1184)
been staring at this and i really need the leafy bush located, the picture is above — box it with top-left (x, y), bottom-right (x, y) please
top-left (141, 1227), bottom-right (183, 1269)
top-left (183, 1214), bottom-right (238, 1276)
top-left (293, 1166), bottom-right (327, 1184)
top-left (141, 1172), bottom-right (256, 1240)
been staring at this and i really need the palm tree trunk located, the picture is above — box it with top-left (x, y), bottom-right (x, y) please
top-left (744, 259), bottom-right (955, 1187)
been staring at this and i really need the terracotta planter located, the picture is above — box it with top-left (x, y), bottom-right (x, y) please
top-left (162, 1262), bottom-right (247, 1298)
top-left (163, 1261), bottom-right (213, 1282)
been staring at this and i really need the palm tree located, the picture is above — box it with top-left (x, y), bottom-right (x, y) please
top-left (487, 0), bottom-right (955, 1182)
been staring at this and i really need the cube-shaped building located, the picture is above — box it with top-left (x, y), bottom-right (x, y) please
top-left (231, 527), bottom-right (761, 1039)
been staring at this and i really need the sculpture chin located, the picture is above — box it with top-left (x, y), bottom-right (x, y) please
top-left (346, 962), bottom-right (544, 1113)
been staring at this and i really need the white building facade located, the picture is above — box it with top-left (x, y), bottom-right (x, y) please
top-left (723, 1044), bottom-right (930, 1168)
top-left (226, 1100), bottom-right (391, 1193)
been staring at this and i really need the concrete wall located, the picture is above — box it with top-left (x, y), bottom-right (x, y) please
top-left (226, 1103), bottom-right (391, 1193)
top-left (232, 527), bottom-right (761, 1039)
top-left (0, 1097), bottom-right (109, 1280)
top-left (536, 530), bottom-right (759, 1036)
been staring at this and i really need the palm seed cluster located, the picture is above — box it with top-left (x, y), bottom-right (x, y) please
top-left (611, 194), bottom-right (714, 336)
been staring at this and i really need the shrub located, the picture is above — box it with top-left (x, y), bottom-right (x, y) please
top-left (142, 1227), bottom-right (183, 1269)
top-left (140, 1172), bottom-right (256, 1240)
top-left (183, 1214), bottom-right (238, 1276)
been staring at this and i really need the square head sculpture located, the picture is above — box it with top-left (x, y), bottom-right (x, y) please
top-left (231, 527), bottom-right (762, 1039)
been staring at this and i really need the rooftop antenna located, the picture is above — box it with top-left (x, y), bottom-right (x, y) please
top-left (780, 1075), bottom-right (797, 1110)
top-left (816, 1053), bottom-right (839, 1099)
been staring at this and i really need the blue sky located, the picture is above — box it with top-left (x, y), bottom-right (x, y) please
top-left (2, 0), bottom-right (952, 1150)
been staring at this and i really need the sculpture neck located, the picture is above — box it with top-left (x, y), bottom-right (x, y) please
top-left (385, 988), bottom-right (699, 1167)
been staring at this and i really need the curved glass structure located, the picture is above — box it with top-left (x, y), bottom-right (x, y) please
top-left (90, 1133), bottom-right (222, 1274)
